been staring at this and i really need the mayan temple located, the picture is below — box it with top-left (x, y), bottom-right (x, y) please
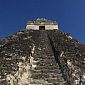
top-left (0, 18), bottom-right (85, 85)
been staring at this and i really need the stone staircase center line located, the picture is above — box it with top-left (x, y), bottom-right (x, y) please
top-left (30, 30), bottom-right (65, 85)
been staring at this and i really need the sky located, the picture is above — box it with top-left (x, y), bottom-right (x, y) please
top-left (0, 0), bottom-right (85, 43)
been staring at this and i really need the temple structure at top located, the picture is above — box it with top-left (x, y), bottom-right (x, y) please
top-left (26, 18), bottom-right (58, 30)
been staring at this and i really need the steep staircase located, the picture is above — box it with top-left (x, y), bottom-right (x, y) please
top-left (29, 30), bottom-right (65, 85)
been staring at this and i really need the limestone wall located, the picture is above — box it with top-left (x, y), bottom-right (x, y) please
top-left (45, 25), bottom-right (58, 30)
top-left (26, 25), bottom-right (39, 30)
top-left (26, 25), bottom-right (58, 30)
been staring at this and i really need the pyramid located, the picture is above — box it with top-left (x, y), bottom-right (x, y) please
top-left (0, 18), bottom-right (85, 85)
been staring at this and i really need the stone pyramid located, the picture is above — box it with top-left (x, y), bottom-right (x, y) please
top-left (0, 19), bottom-right (85, 85)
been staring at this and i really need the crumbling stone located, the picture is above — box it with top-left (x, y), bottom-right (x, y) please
top-left (0, 29), bottom-right (85, 85)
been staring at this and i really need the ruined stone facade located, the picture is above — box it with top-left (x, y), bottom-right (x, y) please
top-left (0, 19), bottom-right (85, 85)
top-left (26, 18), bottom-right (58, 30)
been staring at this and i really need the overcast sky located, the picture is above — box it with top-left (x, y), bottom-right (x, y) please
top-left (0, 0), bottom-right (85, 43)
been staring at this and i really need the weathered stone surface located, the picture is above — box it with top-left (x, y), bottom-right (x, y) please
top-left (0, 29), bottom-right (85, 85)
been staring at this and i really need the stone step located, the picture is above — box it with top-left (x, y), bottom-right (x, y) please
top-left (31, 73), bottom-right (49, 79)
top-left (31, 62), bottom-right (59, 68)
top-left (33, 58), bottom-right (56, 62)
top-left (45, 78), bottom-right (65, 83)
top-left (33, 56), bottom-right (55, 61)
top-left (33, 56), bottom-right (55, 60)
top-left (48, 73), bottom-right (63, 78)
top-left (30, 79), bottom-right (48, 84)
top-left (35, 52), bottom-right (53, 56)
top-left (32, 69), bottom-right (61, 74)
top-left (31, 73), bottom-right (63, 79)
top-left (34, 66), bottom-right (59, 70)
top-left (32, 58), bottom-right (56, 61)
top-left (36, 59), bottom-right (56, 62)
top-left (35, 62), bottom-right (59, 67)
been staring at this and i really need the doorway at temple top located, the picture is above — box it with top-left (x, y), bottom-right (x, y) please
top-left (39, 26), bottom-right (45, 30)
